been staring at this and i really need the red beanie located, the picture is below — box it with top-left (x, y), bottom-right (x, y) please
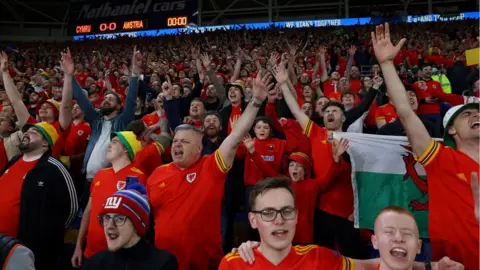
top-left (288, 152), bottom-right (311, 178)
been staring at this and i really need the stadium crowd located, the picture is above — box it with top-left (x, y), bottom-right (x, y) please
top-left (0, 18), bottom-right (478, 270)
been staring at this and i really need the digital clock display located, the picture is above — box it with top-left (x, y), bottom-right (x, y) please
top-left (68, 0), bottom-right (197, 36)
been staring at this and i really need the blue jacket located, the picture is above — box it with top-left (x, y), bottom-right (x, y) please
top-left (72, 77), bottom-right (138, 171)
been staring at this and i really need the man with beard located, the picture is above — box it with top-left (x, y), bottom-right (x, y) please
top-left (69, 47), bottom-right (141, 208)
top-left (0, 121), bottom-right (78, 270)
top-left (1, 51), bottom-right (73, 159)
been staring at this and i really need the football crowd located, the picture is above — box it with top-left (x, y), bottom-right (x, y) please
top-left (0, 18), bottom-right (478, 270)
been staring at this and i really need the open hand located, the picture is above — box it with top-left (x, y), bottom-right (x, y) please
top-left (131, 46), bottom-right (143, 74)
top-left (231, 241), bottom-right (260, 265)
top-left (61, 48), bottom-right (74, 76)
top-left (243, 133), bottom-right (255, 154)
top-left (271, 64), bottom-right (289, 85)
top-left (371, 23), bottom-right (406, 64)
top-left (332, 137), bottom-right (349, 163)
top-left (252, 72), bottom-right (274, 102)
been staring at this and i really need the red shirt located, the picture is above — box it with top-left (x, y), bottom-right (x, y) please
top-left (291, 180), bottom-right (321, 244)
top-left (147, 150), bottom-right (230, 270)
top-left (133, 142), bottom-right (164, 177)
top-left (413, 80), bottom-right (443, 115)
top-left (416, 140), bottom-right (479, 270)
top-left (393, 50), bottom-right (406, 66)
top-left (0, 157), bottom-right (39, 237)
top-left (142, 112), bottom-right (164, 135)
top-left (406, 50), bottom-right (419, 66)
top-left (349, 79), bottom-right (361, 93)
top-left (322, 79), bottom-right (337, 99)
top-left (219, 245), bottom-right (354, 269)
top-left (75, 72), bottom-right (89, 88)
top-left (84, 165), bottom-right (146, 258)
top-left (303, 119), bottom-right (353, 218)
top-left (63, 121), bottom-right (91, 157)
top-left (236, 137), bottom-right (292, 186)
top-left (375, 103), bottom-right (398, 124)
top-left (228, 105), bottom-right (242, 135)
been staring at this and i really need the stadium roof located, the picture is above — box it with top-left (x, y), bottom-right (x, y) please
top-left (0, 0), bottom-right (477, 29)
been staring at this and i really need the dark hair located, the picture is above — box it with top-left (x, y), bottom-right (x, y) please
top-left (253, 116), bottom-right (272, 128)
top-left (322, 101), bottom-right (345, 114)
top-left (191, 97), bottom-right (205, 108)
top-left (104, 90), bottom-right (121, 105)
top-left (249, 178), bottom-right (295, 210)
top-left (341, 91), bottom-right (355, 99)
top-left (125, 120), bottom-right (146, 137)
top-left (174, 83), bottom-right (184, 95)
top-left (204, 111), bottom-right (222, 123)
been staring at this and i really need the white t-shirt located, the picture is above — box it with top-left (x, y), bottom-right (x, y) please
top-left (86, 120), bottom-right (112, 179)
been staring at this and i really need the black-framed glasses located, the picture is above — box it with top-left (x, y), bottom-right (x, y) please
top-left (251, 207), bottom-right (297, 222)
top-left (98, 214), bottom-right (128, 227)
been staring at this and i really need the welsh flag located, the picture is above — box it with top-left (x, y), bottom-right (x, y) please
top-left (334, 132), bottom-right (431, 238)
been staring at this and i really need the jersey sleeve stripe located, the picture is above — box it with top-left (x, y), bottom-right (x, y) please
top-left (376, 116), bottom-right (386, 120)
top-left (215, 150), bottom-right (231, 173)
top-left (415, 139), bottom-right (439, 166)
top-left (342, 257), bottom-right (354, 270)
top-left (302, 119), bottom-right (313, 137)
top-left (226, 255), bottom-right (242, 262)
top-left (48, 157), bottom-right (78, 227)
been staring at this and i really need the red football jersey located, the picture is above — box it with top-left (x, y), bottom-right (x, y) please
top-left (412, 80), bottom-right (443, 115)
top-left (375, 103), bottom-right (398, 124)
top-left (63, 120), bottom-right (91, 157)
top-left (303, 119), bottom-right (353, 219)
top-left (147, 150), bottom-right (230, 270)
top-left (236, 137), bottom-right (291, 186)
top-left (133, 142), bottom-right (164, 177)
top-left (84, 165), bottom-right (146, 258)
top-left (416, 139), bottom-right (479, 270)
top-left (219, 245), bottom-right (354, 269)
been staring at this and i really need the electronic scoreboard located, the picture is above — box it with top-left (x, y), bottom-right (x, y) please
top-left (68, 0), bottom-right (196, 35)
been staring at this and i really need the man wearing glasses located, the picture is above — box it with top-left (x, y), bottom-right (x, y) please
top-left (221, 178), bottom-right (465, 269)
top-left (147, 73), bottom-right (273, 270)
top-left (83, 182), bottom-right (178, 269)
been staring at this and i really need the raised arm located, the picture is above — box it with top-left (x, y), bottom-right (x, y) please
top-left (59, 48), bottom-right (74, 131)
top-left (120, 46), bottom-right (141, 124)
top-left (272, 64), bottom-right (309, 130)
top-left (0, 51), bottom-right (30, 127)
top-left (372, 23), bottom-right (432, 158)
top-left (219, 73), bottom-right (273, 168)
top-left (344, 45), bottom-right (356, 80)
top-left (318, 46), bottom-right (329, 82)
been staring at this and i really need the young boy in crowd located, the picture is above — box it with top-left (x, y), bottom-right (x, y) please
top-left (83, 182), bottom-right (178, 269)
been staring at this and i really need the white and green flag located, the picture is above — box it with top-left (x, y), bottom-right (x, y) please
top-left (334, 132), bottom-right (430, 238)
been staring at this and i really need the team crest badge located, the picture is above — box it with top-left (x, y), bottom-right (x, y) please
top-left (78, 130), bottom-right (84, 136)
top-left (116, 180), bottom-right (126, 190)
top-left (186, 173), bottom-right (197, 183)
top-left (268, 144), bottom-right (274, 151)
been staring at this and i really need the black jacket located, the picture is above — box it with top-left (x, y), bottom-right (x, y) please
top-left (377, 118), bottom-right (440, 138)
top-left (1, 154), bottom-right (78, 270)
top-left (83, 238), bottom-right (178, 270)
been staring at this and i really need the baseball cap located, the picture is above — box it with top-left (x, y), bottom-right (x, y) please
top-left (22, 122), bottom-right (59, 149)
top-left (442, 102), bottom-right (479, 149)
